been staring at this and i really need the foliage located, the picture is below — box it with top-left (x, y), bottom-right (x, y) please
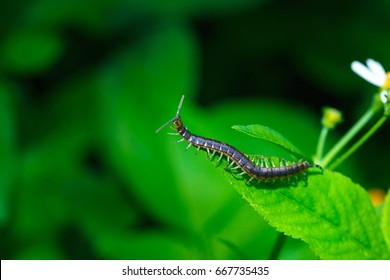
top-left (223, 125), bottom-right (390, 259)
top-left (232, 124), bottom-right (304, 158)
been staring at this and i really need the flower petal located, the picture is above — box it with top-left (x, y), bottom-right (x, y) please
top-left (366, 59), bottom-right (386, 85)
top-left (351, 61), bottom-right (384, 87)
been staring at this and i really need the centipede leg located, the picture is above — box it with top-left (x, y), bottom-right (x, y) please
top-left (291, 176), bottom-right (298, 186)
top-left (231, 165), bottom-right (242, 170)
top-left (224, 163), bottom-right (233, 171)
top-left (303, 173), bottom-right (308, 185)
top-left (259, 158), bottom-right (264, 167)
top-left (245, 177), bottom-right (255, 185)
top-left (263, 179), bottom-right (273, 186)
top-left (260, 157), bottom-right (268, 168)
top-left (208, 150), bottom-right (216, 159)
top-left (185, 143), bottom-right (192, 151)
top-left (227, 160), bottom-right (235, 169)
top-left (217, 153), bottom-right (224, 163)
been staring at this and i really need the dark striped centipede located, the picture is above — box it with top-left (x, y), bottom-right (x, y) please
top-left (156, 95), bottom-right (321, 183)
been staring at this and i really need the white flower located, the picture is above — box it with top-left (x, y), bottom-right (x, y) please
top-left (351, 58), bottom-right (390, 104)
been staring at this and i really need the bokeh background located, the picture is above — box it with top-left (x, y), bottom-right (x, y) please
top-left (1, 0), bottom-right (390, 260)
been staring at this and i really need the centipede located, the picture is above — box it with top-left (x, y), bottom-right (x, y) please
top-left (156, 95), bottom-right (321, 184)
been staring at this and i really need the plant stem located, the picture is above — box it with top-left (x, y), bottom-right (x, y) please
top-left (314, 126), bottom-right (329, 164)
top-left (269, 232), bottom-right (287, 260)
top-left (319, 107), bottom-right (377, 168)
top-left (328, 115), bottom-right (388, 170)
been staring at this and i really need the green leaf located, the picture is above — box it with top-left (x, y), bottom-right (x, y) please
top-left (221, 168), bottom-right (390, 259)
top-left (122, 0), bottom-right (266, 16)
top-left (97, 25), bottom-right (198, 230)
top-left (92, 231), bottom-right (202, 260)
top-left (382, 190), bottom-right (390, 250)
top-left (0, 29), bottom-right (63, 74)
top-left (0, 83), bottom-right (15, 225)
top-left (232, 124), bottom-right (304, 159)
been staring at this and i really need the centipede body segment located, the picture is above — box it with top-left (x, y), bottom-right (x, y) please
top-left (156, 95), bottom-right (321, 183)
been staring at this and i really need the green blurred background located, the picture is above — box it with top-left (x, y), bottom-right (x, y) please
top-left (1, 0), bottom-right (390, 260)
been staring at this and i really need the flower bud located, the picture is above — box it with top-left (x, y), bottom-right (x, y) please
top-left (322, 107), bottom-right (343, 129)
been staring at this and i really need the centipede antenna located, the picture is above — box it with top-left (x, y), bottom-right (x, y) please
top-left (156, 116), bottom-right (176, 133)
top-left (176, 95), bottom-right (185, 116)
top-left (155, 95), bottom-right (186, 133)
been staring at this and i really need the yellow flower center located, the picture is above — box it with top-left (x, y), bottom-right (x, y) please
top-left (382, 72), bottom-right (390, 90)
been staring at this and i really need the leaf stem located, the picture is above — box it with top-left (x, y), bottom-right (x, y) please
top-left (319, 107), bottom-right (377, 168)
top-left (328, 114), bottom-right (388, 170)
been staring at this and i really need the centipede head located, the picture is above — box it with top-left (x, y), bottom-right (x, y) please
top-left (156, 95), bottom-right (185, 133)
top-left (172, 116), bottom-right (184, 130)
